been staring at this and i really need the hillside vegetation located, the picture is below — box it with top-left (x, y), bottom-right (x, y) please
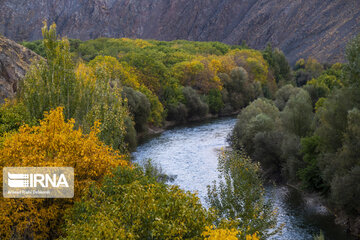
top-left (22, 31), bottom-right (281, 148)
top-left (2, 21), bottom-right (359, 238)
top-left (0, 23), bottom-right (282, 240)
top-left (231, 35), bottom-right (360, 236)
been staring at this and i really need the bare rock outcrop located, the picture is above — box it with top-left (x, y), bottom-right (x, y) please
top-left (0, 35), bottom-right (40, 102)
top-left (0, 0), bottom-right (359, 63)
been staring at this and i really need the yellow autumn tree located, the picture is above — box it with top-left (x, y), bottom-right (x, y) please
top-left (172, 57), bottom-right (223, 93)
top-left (202, 225), bottom-right (260, 240)
top-left (0, 107), bottom-right (128, 240)
top-left (84, 55), bottom-right (164, 126)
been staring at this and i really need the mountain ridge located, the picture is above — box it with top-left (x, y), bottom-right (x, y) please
top-left (0, 0), bottom-right (359, 64)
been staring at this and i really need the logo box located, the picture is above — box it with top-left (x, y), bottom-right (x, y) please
top-left (3, 167), bottom-right (74, 198)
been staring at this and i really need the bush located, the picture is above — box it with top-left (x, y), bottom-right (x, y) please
top-left (0, 107), bottom-right (128, 239)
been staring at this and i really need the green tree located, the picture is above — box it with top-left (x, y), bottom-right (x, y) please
top-left (281, 89), bottom-right (313, 137)
top-left (21, 23), bottom-right (80, 120)
top-left (274, 84), bottom-right (300, 111)
top-left (20, 23), bottom-right (129, 152)
top-left (263, 44), bottom-right (293, 85)
top-left (122, 87), bottom-right (151, 132)
top-left (207, 89), bottom-right (224, 114)
top-left (207, 150), bottom-right (277, 239)
top-left (345, 34), bottom-right (360, 86)
top-left (298, 136), bottom-right (325, 192)
top-left (182, 87), bottom-right (209, 119)
top-left (231, 98), bottom-right (280, 154)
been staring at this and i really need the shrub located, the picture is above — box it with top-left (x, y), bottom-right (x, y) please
top-left (0, 107), bottom-right (128, 239)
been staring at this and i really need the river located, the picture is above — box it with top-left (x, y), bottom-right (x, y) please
top-left (132, 117), bottom-right (353, 240)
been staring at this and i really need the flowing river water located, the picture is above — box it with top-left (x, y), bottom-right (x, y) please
top-left (133, 117), bottom-right (353, 240)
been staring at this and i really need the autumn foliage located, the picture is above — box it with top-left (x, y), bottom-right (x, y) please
top-left (0, 107), bottom-right (128, 239)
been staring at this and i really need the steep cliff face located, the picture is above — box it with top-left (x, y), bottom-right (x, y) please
top-left (0, 36), bottom-right (40, 102)
top-left (0, 0), bottom-right (359, 64)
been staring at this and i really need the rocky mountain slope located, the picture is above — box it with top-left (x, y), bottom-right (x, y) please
top-left (0, 36), bottom-right (40, 102)
top-left (0, 0), bottom-right (359, 64)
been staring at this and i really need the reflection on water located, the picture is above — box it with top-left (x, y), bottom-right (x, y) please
top-left (133, 117), bottom-right (353, 240)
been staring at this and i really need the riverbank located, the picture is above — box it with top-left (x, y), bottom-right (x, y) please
top-left (133, 117), bottom-right (354, 239)
top-left (285, 183), bottom-right (360, 238)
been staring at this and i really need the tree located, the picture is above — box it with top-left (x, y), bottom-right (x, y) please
top-left (21, 23), bottom-right (130, 152)
top-left (281, 89), bottom-right (313, 137)
top-left (274, 84), bottom-right (301, 111)
top-left (344, 34), bottom-right (360, 86)
top-left (207, 89), bottom-right (224, 114)
top-left (231, 98), bottom-right (280, 154)
top-left (263, 44), bottom-right (293, 85)
top-left (0, 107), bottom-right (128, 239)
top-left (122, 87), bottom-right (151, 132)
top-left (0, 100), bottom-right (34, 139)
top-left (207, 150), bottom-right (278, 239)
top-left (21, 23), bottom-right (80, 120)
top-left (182, 87), bottom-right (209, 119)
top-left (297, 136), bottom-right (325, 192)
top-left (62, 165), bottom-right (215, 239)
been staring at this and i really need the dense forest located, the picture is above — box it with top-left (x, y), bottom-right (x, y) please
top-left (0, 22), bottom-right (359, 239)
top-left (21, 25), bottom-right (281, 150)
top-left (231, 36), bottom-right (360, 235)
